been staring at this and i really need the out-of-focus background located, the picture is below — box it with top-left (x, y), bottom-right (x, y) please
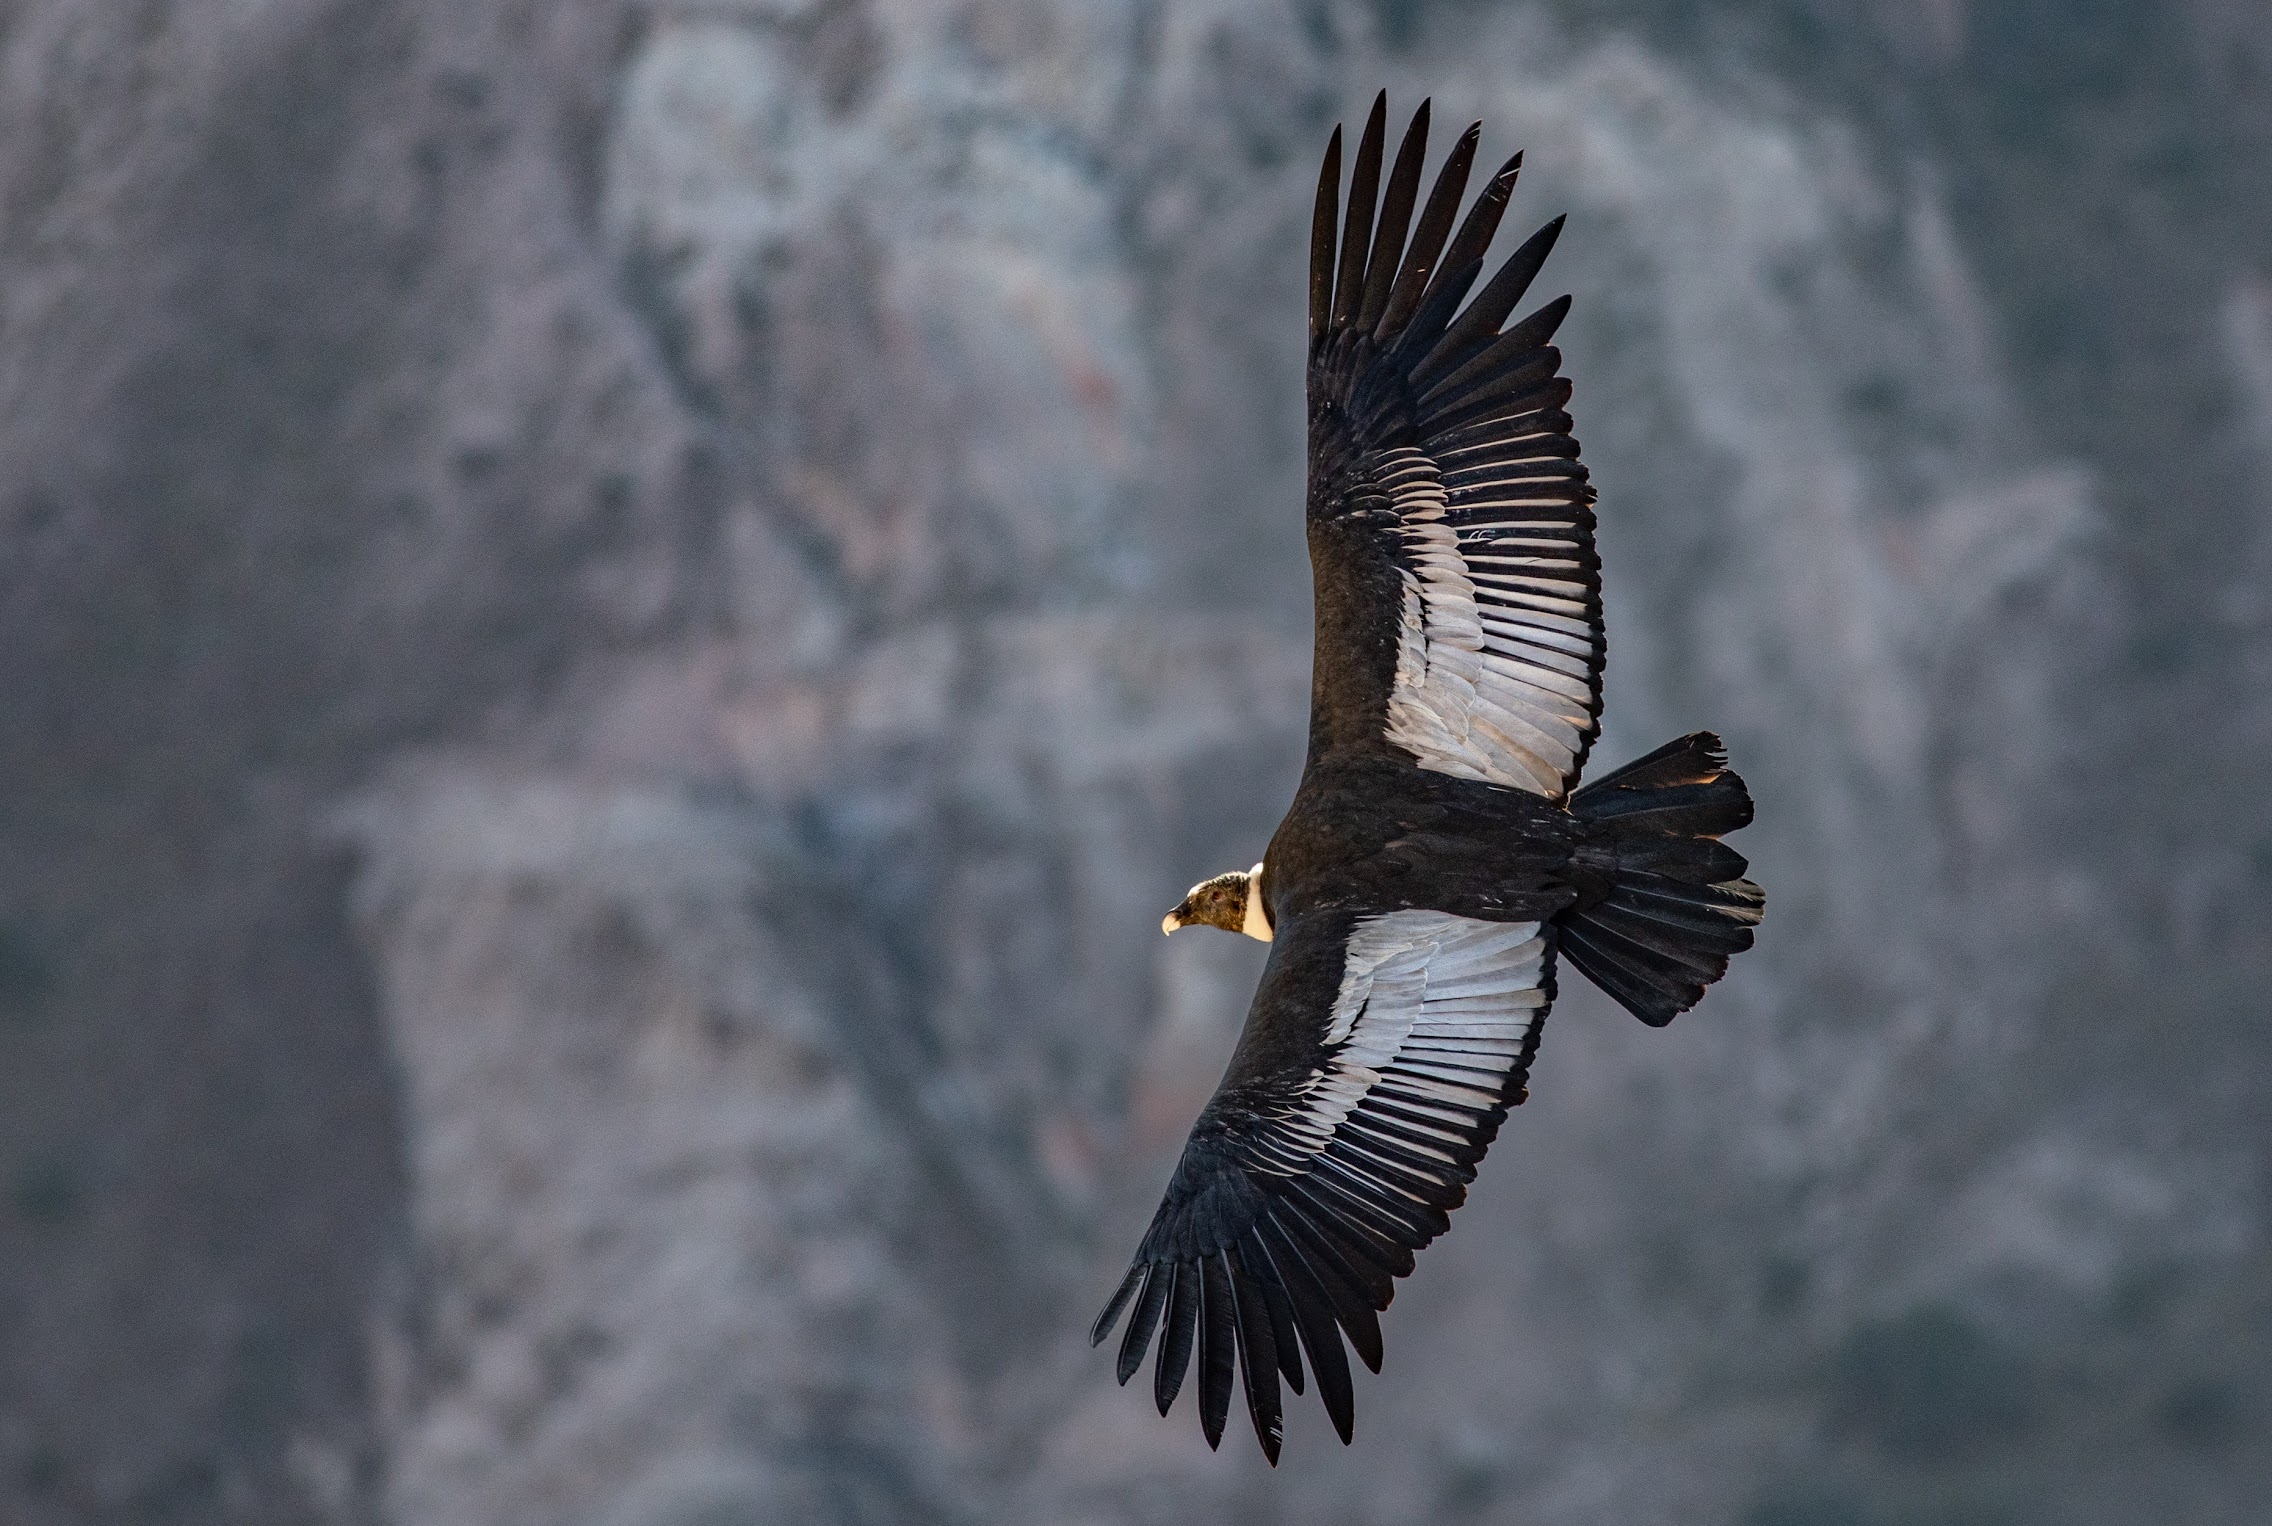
top-left (3, 1), bottom-right (2269, 1522)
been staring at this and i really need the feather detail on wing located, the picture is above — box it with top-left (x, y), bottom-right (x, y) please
top-left (1306, 94), bottom-right (1604, 799)
top-left (1092, 908), bottom-right (1554, 1460)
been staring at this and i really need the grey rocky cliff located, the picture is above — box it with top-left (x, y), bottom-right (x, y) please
top-left (1, 3), bottom-right (2267, 1524)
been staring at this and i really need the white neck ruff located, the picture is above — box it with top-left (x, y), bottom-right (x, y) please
top-left (1241, 861), bottom-right (1273, 942)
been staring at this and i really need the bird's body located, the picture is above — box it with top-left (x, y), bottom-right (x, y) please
top-left (1262, 751), bottom-right (1573, 930)
top-left (1102, 94), bottom-right (1765, 1462)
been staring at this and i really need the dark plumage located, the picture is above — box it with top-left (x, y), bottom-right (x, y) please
top-left (1095, 94), bottom-right (1766, 1462)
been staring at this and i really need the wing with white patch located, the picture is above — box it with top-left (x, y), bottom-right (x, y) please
top-left (1305, 94), bottom-right (1604, 798)
top-left (1090, 907), bottom-right (1555, 1460)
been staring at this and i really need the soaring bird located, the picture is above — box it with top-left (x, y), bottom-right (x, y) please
top-left (1090, 94), bottom-right (1765, 1462)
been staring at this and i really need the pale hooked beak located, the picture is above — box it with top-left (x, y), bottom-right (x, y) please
top-left (1161, 902), bottom-right (1193, 935)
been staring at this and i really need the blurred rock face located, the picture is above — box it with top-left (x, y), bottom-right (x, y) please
top-left (1, 2), bottom-right (2267, 1525)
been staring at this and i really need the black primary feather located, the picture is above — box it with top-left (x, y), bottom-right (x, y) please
top-left (1413, 213), bottom-right (1565, 384)
top-left (1154, 1262), bottom-right (1197, 1416)
top-left (1330, 93), bottom-right (1388, 334)
top-left (1395, 151), bottom-right (1520, 356)
top-left (1356, 100), bottom-right (1431, 334)
top-left (1377, 121), bottom-right (1479, 339)
top-left (1228, 1249), bottom-right (1285, 1460)
top-left (1309, 127), bottom-right (1342, 341)
top-left (1256, 1216), bottom-right (1356, 1442)
top-left (1115, 1264), bottom-right (1168, 1384)
top-left (1091, 1266), bottom-right (1142, 1349)
top-left (1198, 1253), bottom-right (1239, 1449)
top-left (1243, 1237), bottom-right (1307, 1397)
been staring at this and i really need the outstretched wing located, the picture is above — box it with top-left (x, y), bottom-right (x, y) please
top-left (1304, 95), bottom-right (1604, 800)
top-left (1091, 908), bottom-right (1555, 1460)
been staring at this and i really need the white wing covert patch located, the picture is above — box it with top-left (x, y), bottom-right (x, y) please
top-left (1376, 446), bottom-right (1600, 798)
top-left (1248, 910), bottom-right (1548, 1177)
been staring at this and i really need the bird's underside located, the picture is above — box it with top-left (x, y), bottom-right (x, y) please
top-left (1093, 93), bottom-right (1766, 1463)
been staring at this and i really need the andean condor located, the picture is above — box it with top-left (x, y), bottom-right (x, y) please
top-left (1090, 94), bottom-right (1767, 1462)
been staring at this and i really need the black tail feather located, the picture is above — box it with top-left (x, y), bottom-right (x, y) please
top-left (1561, 732), bottom-right (1763, 1025)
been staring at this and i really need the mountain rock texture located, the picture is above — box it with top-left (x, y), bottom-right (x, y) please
top-left (3, 2), bottom-right (2268, 1524)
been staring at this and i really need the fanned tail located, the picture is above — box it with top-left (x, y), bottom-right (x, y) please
top-left (1559, 732), bottom-right (1764, 1025)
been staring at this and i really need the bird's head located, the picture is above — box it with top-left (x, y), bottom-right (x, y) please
top-left (1161, 862), bottom-right (1272, 942)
